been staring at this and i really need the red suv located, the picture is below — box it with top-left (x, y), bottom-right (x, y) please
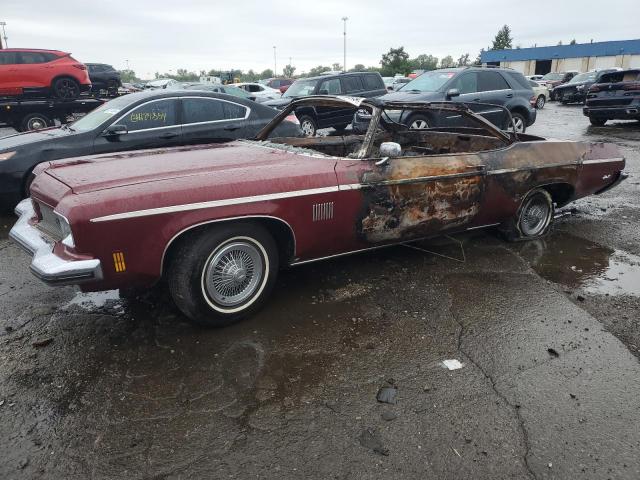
top-left (0, 49), bottom-right (91, 100)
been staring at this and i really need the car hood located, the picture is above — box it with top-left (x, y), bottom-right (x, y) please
top-left (42, 141), bottom-right (306, 194)
top-left (0, 127), bottom-right (73, 151)
top-left (263, 97), bottom-right (292, 108)
top-left (556, 81), bottom-right (591, 90)
top-left (379, 90), bottom-right (443, 102)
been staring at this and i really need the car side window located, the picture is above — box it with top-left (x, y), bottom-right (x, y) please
top-left (182, 98), bottom-right (225, 124)
top-left (120, 99), bottom-right (178, 131)
top-left (223, 102), bottom-right (248, 120)
top-left (247, 85), bottom-right (262, 93)
top-left (342, 76), bottom-right (364, 94)
top-left (18, 52), bottom-right (48, 64)
top-left (451, 73), bottom-right (478, 94)
top-left (319, 78), bottom-right (342, 94)
top-left (0, 52), bottom-right (18, 65)
top-left (477, 71), bottom-right (510, 92)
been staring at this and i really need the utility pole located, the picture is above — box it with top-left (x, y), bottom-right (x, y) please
top-left (273, 46), bottom-right (277, 76)
top-left (342, 17), bottom-right (348, 72)
top-left (125, 59), bottom-right (130, 71)
top-left (0, 22), bottom-right (7, 49)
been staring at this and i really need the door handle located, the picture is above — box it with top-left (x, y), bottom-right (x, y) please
top-left (472, 98), bottom-right (481, 102)
top-left (159, 132), bottom-right (178, 139)
top-left (506, 93), bottom-right (513, 98)
top-left (224, 126), bottom-right (240, 131)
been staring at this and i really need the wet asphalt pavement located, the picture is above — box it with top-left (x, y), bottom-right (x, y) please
top-left (1, 103), bottom-right (639, 479)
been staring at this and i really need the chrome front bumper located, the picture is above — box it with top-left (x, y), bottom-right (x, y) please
top-left (9, 199), bottom-right (102, 286)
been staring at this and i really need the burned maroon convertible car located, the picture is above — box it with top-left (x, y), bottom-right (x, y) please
top-left (11, 96), bottom-right (626, 326)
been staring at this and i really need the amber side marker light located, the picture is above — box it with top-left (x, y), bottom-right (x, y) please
top-left (113, 252), bottom-right (126, 272)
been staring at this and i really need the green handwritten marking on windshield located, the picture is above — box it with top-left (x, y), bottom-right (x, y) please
top-left (130, 111), bottom-right (167, 123)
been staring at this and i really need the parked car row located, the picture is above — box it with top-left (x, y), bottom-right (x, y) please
top-left (583, 68), bottom-right (640, 126)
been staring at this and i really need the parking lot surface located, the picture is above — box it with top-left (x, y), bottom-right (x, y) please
top-left (1, 103), bottom-right (639, 479)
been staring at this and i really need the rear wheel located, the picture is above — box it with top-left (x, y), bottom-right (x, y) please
top-left (167, 223), bottom-right (279, 327)
top-left (52, 77), bottom-right (80, 100)
top-left (298, 115), bottom-right (317, 137)
top-left (502, 189), bottom-right (554, 241)
top-left (535, 95), bottom-right (546, 109)
top-left (589, 117), bottom-right (607, 126)
top-left (507, 112), bottom-right (527, 133)
top-left (20, 113), bottom-right (52, 132)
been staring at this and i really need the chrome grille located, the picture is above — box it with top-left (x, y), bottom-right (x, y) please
top-left (36, 203), bottom-right (63, 241)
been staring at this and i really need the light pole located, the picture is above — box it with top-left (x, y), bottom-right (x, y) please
top-left (273, 46), bottom-right (277, 76)
top-left (125, 59), bottom-right (129, 71)
top-left (0, 22), bottom-right (7, 49)
top-left (341, 17), bottom-right (348, 72)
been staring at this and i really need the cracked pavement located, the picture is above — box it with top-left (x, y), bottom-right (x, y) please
top-left (1, 103), bottom-right (639, 479)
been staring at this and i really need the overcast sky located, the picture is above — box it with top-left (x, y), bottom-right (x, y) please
top-left (3, 0), bottom-right (639, 79)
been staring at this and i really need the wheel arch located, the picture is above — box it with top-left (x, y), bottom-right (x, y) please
top-left (161, 216), bottom-right (296, 276)
top-left (539, 182), bottom-right (575, 208)
top-left (50, 74), bottom-right (81, 87)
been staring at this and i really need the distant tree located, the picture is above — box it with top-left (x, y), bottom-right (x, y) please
top-left (259, 69), bottom-right (274, 79)
top-left (456, 53), bottom-right (470, 67)
top-left (307, 65), bottom-right (331, 77)
top-left (119, 69), bottom-right (139, 83)
top-left (242, 69), bottom-right (259, 82)
top-left (570, 39), bottom-right (577, 45)
top-left (380, 47), bottom-right (411, 76)
top-left (440, 55), bottom-right (455, 68)
top-left (557, 40), bottom-right (563, 46)
top-left (491, 25), bottom-right (513, 50)
top-left (411, 54), bottom-right (439, 71)
top-left (283, 64), bottom-right (296, 78)
top-left (475, 48), bottom-right (486, 65)
top-left (349, 63), bottom-right (366, 72)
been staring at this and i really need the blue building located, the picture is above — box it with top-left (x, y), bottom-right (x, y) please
top-left (481, 39), bottom-right (640, 75)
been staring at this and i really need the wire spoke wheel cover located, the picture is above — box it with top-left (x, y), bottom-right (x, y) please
top-left (301, 120), bottom-right (315, 136)
top-left (520, 194), bottom-right (552, 236)
top-left (203, 240), bottom-right (265, 309)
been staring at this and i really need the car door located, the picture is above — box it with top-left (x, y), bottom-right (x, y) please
top-left (474, 71), bottom-right (512, 127)
top-left (0, 51), bottom-right (19, 91)
top-left (334, 151), bottom-right (485, 244)
top-left (15, 51), bottom-right (50, 88)
top-left (93, 98), bottom-right (182, 154)
top-left (180, 96), bottom-right (252, 144)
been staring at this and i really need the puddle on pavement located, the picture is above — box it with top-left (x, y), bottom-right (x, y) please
top-left (64, 289), bottom-right (124, 311)
top-left (0, 215), bottom-right (14, 240)
top-left (515, 232), bottom-right (640, 296)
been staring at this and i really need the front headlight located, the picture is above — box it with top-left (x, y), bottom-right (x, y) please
top-left (0, 151), bottom-right (17, 161)
top-left (54, 211), bottom-right (75, 248)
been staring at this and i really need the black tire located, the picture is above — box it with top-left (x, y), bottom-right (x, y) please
top-left (506, 112), bottom-right (527, 133)
top-left (501, 189), bottom-right (554, 242)
top-left (407, 113), bottom-right (431, 130)
top-left (589, 117), bottom-right (607, 126)
top-left (52, 77), bottom-right (80, 100)
top-left (20, 113), bottom-right (52, 132)
top-left (167, 223), bottom-right (279, 327)
top-left (298, 115), bottom-right (317, 137)
top-left (535, 95), bottom-right (546, 109)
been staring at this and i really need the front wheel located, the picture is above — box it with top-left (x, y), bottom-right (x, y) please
top-left (407, 114), bottom-right (430, 130)
top-left (501, 189), bottom-right (554, 242)
top-left (298, 115), bottom-right (317, 137)
top-left (20, 113), bottom-right (52, 132)
top-left (535, 95), bottom-right (546, 109)
top-left (168, 223), bottom-right (279, 327)
top-left (589, 117), bottom-right (607, 126)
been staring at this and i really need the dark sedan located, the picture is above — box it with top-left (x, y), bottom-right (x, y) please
top-left (0, 90), bottom-right (300, 210)
top-left (553, 69), bottom-right (620, 104)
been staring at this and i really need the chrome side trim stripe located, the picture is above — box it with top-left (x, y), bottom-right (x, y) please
top-left (582, 157), bottom-right (625, 164)
top-left (91, 185), bottom-right (343, 222)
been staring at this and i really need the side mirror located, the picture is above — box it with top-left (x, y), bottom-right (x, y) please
top-left (318, 89), bottom-right (329, 95)
top-left (446, 88), bottom-right (461, 100)
top-left (103, 124), bottom-right (128, 137)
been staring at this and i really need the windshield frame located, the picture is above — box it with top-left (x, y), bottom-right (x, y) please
top-left (69, 96), bottom-right (138, 132)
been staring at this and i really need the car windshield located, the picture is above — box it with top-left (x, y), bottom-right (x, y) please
top-left (283, 79), bottom-right (318, 97)
top-left (569, 72), bottom-right (597, 83)
top-left (222, 85), bottom-right (252, 99)
top-left (542, 73), bottom-right (563, 81)
top-left (70, 96), bottom-right (135, 132)
top-left (400, 70), bottom-right (457, 92)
